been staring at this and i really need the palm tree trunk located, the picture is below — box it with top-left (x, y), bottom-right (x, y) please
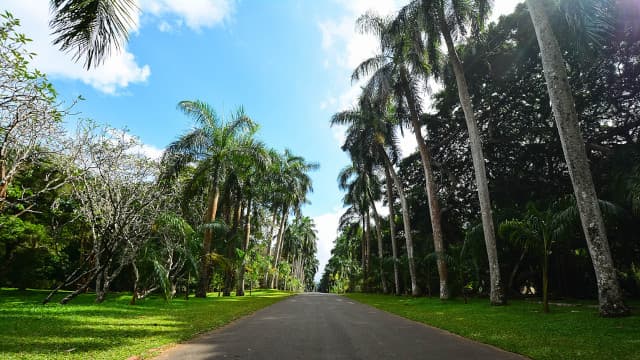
top-left (526, 0), bottom-right (628, 317)
top-left (271, 205), bottom-right (288, 288)
top-left (381, 148), bottom-right (419, 296)
top-left (196, 183), bottom-right (220, 298)
top-left (439, 11), bottom-right (505, 305)
top-left (263, 208), bottom-right (279, 285)
top-left (402, 71), bottom-right (450, 300)
top-left (237, 195), bottom-right (252, 296)
top-left (369, 192), bottom-right (389, 294)
top-left (385, 167), bottom-right (401, 296)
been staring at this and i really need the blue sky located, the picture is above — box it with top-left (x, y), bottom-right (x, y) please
top-left (5, 0), bottom-right (518, 281)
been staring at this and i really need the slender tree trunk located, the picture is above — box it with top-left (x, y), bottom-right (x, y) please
top-left (223, 201), bottom-right (243, 296)
top-left (130, 262), bottom-right (139, 305)
top-left (385, 167), bottom-right (401, 296)
top-left (402, 73), bottom-right (450, 299)
top-left (369, 193), bottom-right (389, 294)
top-left (439, 12), bottom-right (504, 305)
top-left (237, 195), bottom-right (252, 296)
top-left (264, 209), bottom-right (279, 285)
top-left (196, 183), bottom-right (220, 298)
top-left (271, 205), bottom-right (288, 288)
top-left (381, 149), bottom-right (419, 296)
top-left (543, 235), bottom-right (550, 313)
top-left (508, 247), bottom-right (527, 294)
top-left (526, 0), bottom-right (628, 317)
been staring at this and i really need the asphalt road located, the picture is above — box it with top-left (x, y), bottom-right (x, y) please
top-left (155, 293), bottom-right (526, 359)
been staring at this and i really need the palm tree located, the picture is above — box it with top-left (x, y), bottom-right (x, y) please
top-left (332, 102), bottom-right (420, 296)
top-left (353, 13), bottom-right (449, 298)
top-left (397, 0), bottom-right (504, 304)
top-left (161, 100), bottom-right (258, 298)
top-left (49, 0), bottom-right (137, 69)
top-left (270, 150), bottom-right (317, 289)
top-left (525, 0), bottom-right (628, 317)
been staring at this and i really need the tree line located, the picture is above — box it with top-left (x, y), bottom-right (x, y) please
top-left (0, 11), bottom-right (319, 304)
top-left (319, 0), bottom-right (639, 318)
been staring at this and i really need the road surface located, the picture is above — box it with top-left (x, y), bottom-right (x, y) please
top-left (155, 293), bottom-right (525, 359)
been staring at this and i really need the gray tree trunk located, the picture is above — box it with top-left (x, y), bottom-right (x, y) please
top-left (237, 196), bottom-right (252, 296)
top-left (385, 167), bottom-right (401, 296)
top-left (527, 0), bottom-right (628, 317)
top-left (402, 73), bottom-right (450, 299)
top-left (196, 184), bottom-right (220, 298)
top-left (382, 149), bottom-right (419, 296)
top-left (439, 13), bottom-right (505, 305)
top-left (369, 192), bottom-right (389, 294)
top-left (271, 206), bottom-right (288, 289)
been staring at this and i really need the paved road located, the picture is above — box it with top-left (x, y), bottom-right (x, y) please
top-left (155, 293), bottom-right (525, 359)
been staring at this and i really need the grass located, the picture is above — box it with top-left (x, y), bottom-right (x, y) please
top-left (0, 288), bottom-right (291, 360)
top-left (346, 293), bottom-right (640, 360)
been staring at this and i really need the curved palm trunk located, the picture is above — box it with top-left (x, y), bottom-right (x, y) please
top-left (401, 71), bottom-right (450, 299)
top-left (237, 195), bottom-right (252, 296)
top-left (385, 167), bottom-right (401, 295)
top-left (439, 13), bottom-right (505, 305)
top-left (196, 183), bottom-right (220, 298)
top-left (526, 0), bottom-right (628, 317)
top-left (381, 149), bottom-right (419, 296)
top-left (368, 191), bottom-right (389, 294)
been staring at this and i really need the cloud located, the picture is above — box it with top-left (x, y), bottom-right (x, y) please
top-left (313, 207), bottom-right (343, 282)
top-left (139, 0), bottom-right (236, 31)
top-left (5, 1), bottom-right (150, 95)
top-left (4, 0), bottom-right (236, 94)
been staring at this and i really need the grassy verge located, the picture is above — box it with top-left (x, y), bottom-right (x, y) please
top-left (0, 288), bottom-right (291, 360)
top-left (346, 293), bottom-right (640, 360)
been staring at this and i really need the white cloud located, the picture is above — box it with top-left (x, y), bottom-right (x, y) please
top-left (4, 0), bottom-right (236, 94)
top-left (5, 1), bottom-right (150, 95)
top-left (139, 0), bottom-right (236, 31)
top-left (313, 207), bottom-right (344, 282)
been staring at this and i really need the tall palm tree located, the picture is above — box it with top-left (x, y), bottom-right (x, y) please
top-left (270, 150), bottom-right (317, 288)
top-left (161, 100), bottom-right (258, 298)
top-left (353, 13), bottom-right (450, 298)
top-left (525, 0), bottom-right (628, 317)
top-left (397, 0), bottom-right (505, 304)
top-left (332, 102), bottom-right (420, 296)
top-left (49, 0), bottom-right (137, 69)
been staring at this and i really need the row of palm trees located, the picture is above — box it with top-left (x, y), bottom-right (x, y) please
top-left (160, 100), bottom-right (318, 296)
top-left (332, 0), bottom-right (628, 317)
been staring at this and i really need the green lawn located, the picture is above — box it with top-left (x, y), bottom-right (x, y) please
top-left (346, 293), bottom-right (640, 360)
top-left (0, 288), bottom-right (291, 360)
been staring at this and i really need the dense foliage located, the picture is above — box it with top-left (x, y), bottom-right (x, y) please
top-left (0, 13), bottom-right (319, 303)
top-left (321, 0), bottom-right (640, 316)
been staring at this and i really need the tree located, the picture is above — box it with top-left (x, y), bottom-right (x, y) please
top-left (398, 0), bottom-right (505, 305)
top-left (0, 12), bottom-right (69, 214)
top-left (161, 101), bottom-right (258, 298)
top-left (526, 0), bottom-right (628, 316)
top-left (332, 102), bottom-right (420, 295)
top-left (354, 13), bottom-right (450, 298)
top-left (53, 121), bottom-right (160, 304)
top-left (49, 0), bottom-right (137, 69)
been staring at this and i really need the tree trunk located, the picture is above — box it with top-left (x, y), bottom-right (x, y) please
top-left (439, 12), bottom-right (504, 305)
top-left (264, 209), bottom-right (279, 285)
top-left (402, 73), bottom-right (450, 299)
top-left (381, 149), bottom-right (419, 296)
top-left (271, 205), bottom-right (288, 288)
top-left (237, 195), bottom-right (252, 296)
top-left (543, 237), bottom-right (550, 314)
top-left (130, 262), bottom-right (139, 305)
top-left (385, 167), bottom-right (401, 296)
top-left (196, 183), bottom-right (220, 298)
top-left (526, 0), bottom-right (628, 317)
top-left (369, 193), bottom-right (388, 294)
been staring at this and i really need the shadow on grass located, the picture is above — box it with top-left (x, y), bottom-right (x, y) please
top-left (0, 288), bottom-right (290, 359)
